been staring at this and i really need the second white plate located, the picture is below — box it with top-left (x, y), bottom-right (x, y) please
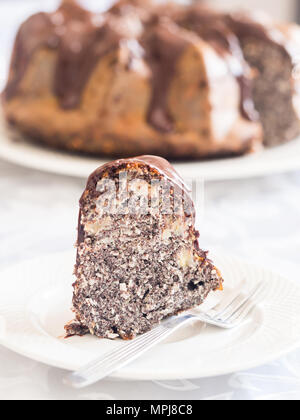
top-left (0, 251), bottom-right (300, 380)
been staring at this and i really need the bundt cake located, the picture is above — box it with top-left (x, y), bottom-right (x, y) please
top-left (2, 0), bottom-right (300, 158)
top-left (65, 155), bottom-right (223, 340)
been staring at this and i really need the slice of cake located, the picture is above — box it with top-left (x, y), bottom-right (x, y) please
top-left (65, 156), bottom-right (223, 340)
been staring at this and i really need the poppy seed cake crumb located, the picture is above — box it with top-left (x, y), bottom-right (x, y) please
top-left (65, 156), bottom-right (223, 340)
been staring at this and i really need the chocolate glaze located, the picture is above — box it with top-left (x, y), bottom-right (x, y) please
top-left (54, 5), bottom-right (123, 108)
top-left (78, 155), bottom-right (195, 247)
top-left (175, 5), bottom-right (259, 121)
top-left (225, 12), bottom-right (291, 60)
top-left (4, 12), bottom-right (55, 101)
top-left (4, 0), bottom-right (276, 131)
top-left (81, 155), bottom-right (194, 212)
top-left (141, 21), bottom-right (188, 132)
top-left (4, 1), bottom-right (124, 109)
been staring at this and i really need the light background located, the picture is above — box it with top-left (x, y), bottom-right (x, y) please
top-left (211, 0), bottom-right (297, 21)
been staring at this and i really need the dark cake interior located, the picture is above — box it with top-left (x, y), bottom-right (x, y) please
top-left (228, 15), bottom-right (300, 146)
top-left (65, 156), bottom-right (223, 340)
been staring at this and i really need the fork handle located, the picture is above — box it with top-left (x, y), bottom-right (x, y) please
top-left (64, 314), bottom-right (193, 389)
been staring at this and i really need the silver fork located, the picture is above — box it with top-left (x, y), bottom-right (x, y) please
top-left (64, 282), bottom-right (266, 389)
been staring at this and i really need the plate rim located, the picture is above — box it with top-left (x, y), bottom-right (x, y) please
top-left (1, 250), bottom-right (300, 380)
top-left (2, 334), bottom-right (300, 381)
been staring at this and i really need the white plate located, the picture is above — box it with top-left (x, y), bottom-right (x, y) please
top-left (0, 251), bottom-right (300, 381)
top-left (1, 115), bottom-right (300, 180)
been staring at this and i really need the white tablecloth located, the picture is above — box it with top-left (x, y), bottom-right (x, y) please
top-left (1, 0), bottom-right (300, 401)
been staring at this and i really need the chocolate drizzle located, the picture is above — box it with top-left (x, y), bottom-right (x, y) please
top-left (174, 6), bottom-right (259, 122)
top-left (77, 154), bottom-right (195, 254)
top-left (142, 21), bottom-right (187, 133)
top-left (225, 13), bottom-right (292, 61)
top-left (4, 1), bottom-right (123, 109)
top-left (53, 12), bottom-right (122, 109)
top-left (4, 12), bottom-right (55, 101)
top-left (4, 0), bottom-right (267, 128)
top-left (82, 155), bottom-right (195, 220)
